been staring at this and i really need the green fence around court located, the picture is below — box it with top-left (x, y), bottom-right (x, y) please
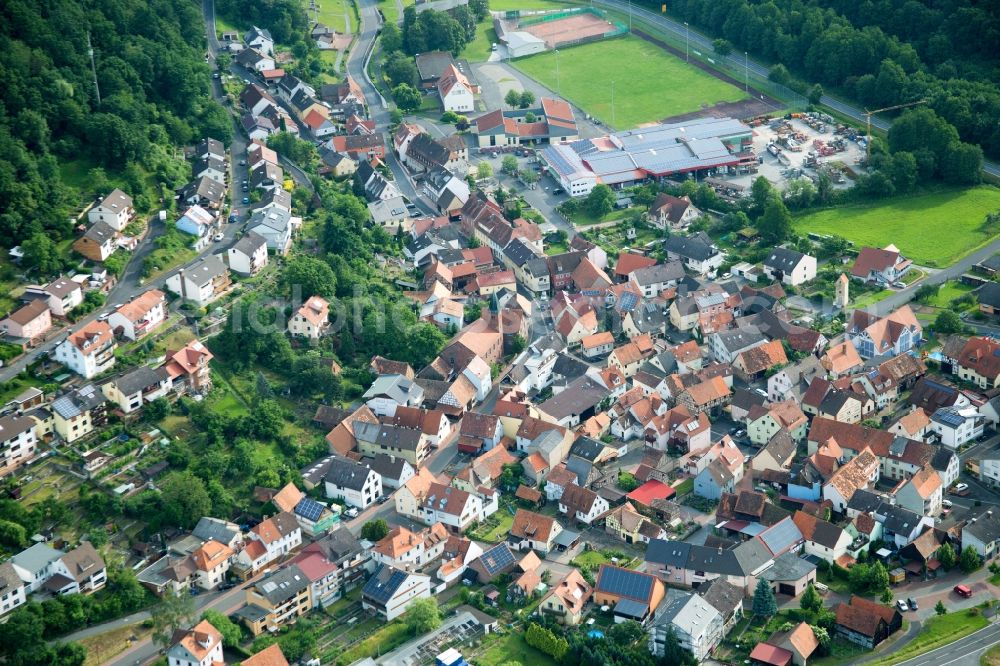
top-left (503, 6), bottom-right (629, 49)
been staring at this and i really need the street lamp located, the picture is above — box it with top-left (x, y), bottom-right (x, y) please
top-left (684, 22), bottom-right (689, 62)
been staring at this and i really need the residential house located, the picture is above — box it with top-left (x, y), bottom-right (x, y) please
top-left (53, 320), bottom-right (117, 378)
top-left (820, 341), bottom-right (864, 378)
top-left (178, 177), bottom-right (225, 209)
top-left (0, 300), bottom-right (52, 344)
top-left (539, 569), bottom-right (592, 625)
top-left (823, 449), bottom-right (880, 514)
top-left (227, 231), bottom-right (269, 277)
top-left (44, 542), bottom-right (107, 595)
top-left (88, 189), bottom-right (134, 231)
top-left (437, 64), bottom-right (476, 112)
top-left (355, 422), bottom-right (431, 468)
top-left (508, 509), bottom-right (562, 554)
top-left (647, 193), bottom-right (700, 229)
top-left (594, 564), bottom-right (666, 624)
top-left (164, 339), bottom-right (214, 394)
top-left (101, 366), bottom-right (170, 414)
top-left (165, 255), bottom-right (230, 307)
top-left (323, 457), bottom-right (383, 508)
top-left (419, 482), bottom-right (495, 533)
top-left (605, 501), bottom-right (668, 545)
top-left (190, 540), bottom-right (234, 590)
top-left (792, 511), bottom-right (852, 564)
top-left (363, 375), bottom-right (425, 417)
top-left (956, 336), bottom-right (1000, 389)
top-left (0, 414), bottom-right (38, 478)
top-left (10, 543), bottom-right (65, 593)
top-left (733, 339), bottom-right (788, 382)
top-left (247, 207), bottom-right (296, 255)
top-left (23, 278), bottom-right (83, 318)
top-left (752, 429), bottom-right (798, 473)
top-left (108, 289), bottom-right (167, 341)
top-left (894, 466), bottom-right (943, 517)
top-left (649, 589), bottom-right (724, 661)
top-left (930, 406), bottom-right (983, 448)
top-left (664, 232), bottom-right (724, 275)
top-left (72, 221), bottom-right (119, 262)
top-left (288, 296), bottom-right (330, 340)
top-left (245, 26), bottom-right (275, 55)
top-left (238, 565), bottom-right (311, 635)
top-left (835, 595), bottom-right (902, 648)
top-left (51, 384), bottom-right (107, 443)
top-left (558, 483), bottom-right (609, 525)
top-left (361, 564), bottom-right (431, 621)
top-left (371, 523), bottom-right (449, 571)
top-left (850, 245), bottom-right (911, 284)
top-left (961, 508), bottom-right (1000, 559)
top-left (762, 248), bottom-right (817, 286)
top-left (848, 306), bottom-right (922, 359)
top-left (0, 563), bottom-right (27, 619)
top-left (166, 619), bottom-right (224, 666)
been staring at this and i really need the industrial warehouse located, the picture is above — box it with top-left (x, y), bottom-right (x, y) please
top-left (540, 116), bottom-right (756, 197)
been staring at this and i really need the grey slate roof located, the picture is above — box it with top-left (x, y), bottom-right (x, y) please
top-left (665, 234), bottom-right (718, 262)
top-left (760, 551), bottom-right (817, 582)
top-left (764, 247), bottom-right (808, 273)
top-left (192, 517), bottom-right (241, 545)
top-left (109, 366), bottom-right (165, 396)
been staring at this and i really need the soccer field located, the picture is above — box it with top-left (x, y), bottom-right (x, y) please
top-left (794, 186), bottom-right (1000, 267)
top-left (512, 36), bottom-right (748, 129)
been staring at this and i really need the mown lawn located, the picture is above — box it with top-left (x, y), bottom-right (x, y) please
top-left (794, 186), bottom-right (1000, 268)
top-left (513, 36), bottom-right (747, 129)
top-left (926, 280), bottom-right (974, 308)
top-left (474, 631), bottom-right (557, 666)
top-left (305, 0), bottom-right (358, 34)
top-left (867, 610), bottom-right (988, 666)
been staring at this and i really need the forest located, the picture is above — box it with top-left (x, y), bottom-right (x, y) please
top-left (0, 0), bottom-right (232, 252)
top-left (657, 0), bottom-right (1000, 160)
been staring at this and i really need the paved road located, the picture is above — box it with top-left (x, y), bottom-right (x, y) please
top-left (894, 622), bottom-right (1000, 666)
top-left (345, 0), bottom-right (437, 216)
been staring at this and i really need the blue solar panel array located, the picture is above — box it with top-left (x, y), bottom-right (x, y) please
top-left (295, 497), bottom-right (325, 522)
top-left (618, 292), bottom-right (638, 312)
top-left (597, 565), bottom-right (654, 601)
top-left (479, 543), bottom-right (516, 575)
top-left (363, 565), bottom-right (407, 604)
top-left (935, 409), bottom-right (965, 427)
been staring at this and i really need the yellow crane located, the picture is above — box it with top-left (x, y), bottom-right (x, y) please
top-left (863, 99), bottom-right (928, 163)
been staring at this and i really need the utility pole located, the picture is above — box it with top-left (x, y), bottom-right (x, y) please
top-left (611, 80), bottom-right (615, 128)
top-left (684, 22), bottom-right (689, 62)
top-left (87, 31), bottom-right (101, 106)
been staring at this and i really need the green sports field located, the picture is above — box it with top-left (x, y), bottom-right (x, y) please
top-left (794, 186), bottom-right (1000, 268)
top-left (512, 36), bottom-right (748, 128)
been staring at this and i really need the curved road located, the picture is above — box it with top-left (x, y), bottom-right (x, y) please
top-left (588, 0), bottom-right (1000, 178)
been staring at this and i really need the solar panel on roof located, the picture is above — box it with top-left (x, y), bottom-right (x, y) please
top-left (479, 543), bottom-right (515, 575)
top-left (619, 292), bottom-right (638, 312)
top-left (597, 566), bottom-right (654, 601)
top-left (363, 566), bottom-right (407, 604)
top-left (295, 497), bottom-right (325, 522)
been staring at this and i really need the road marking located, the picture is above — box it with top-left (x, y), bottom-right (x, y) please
top-left (895, 624), bottom-right (1000, 666)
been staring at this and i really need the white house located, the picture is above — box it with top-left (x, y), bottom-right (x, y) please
top-left (324, 458), bottom-right (383, 509)
top-left (247, 207), bottom-right (297, 255)
top-left (47, 542), bottom-right (107, 595)
top-left (288, 296), bottom-right (330, 339)
top-left (101, 366), bottom-right (170, 414)
top-left (108, 289), bottom-right (167, 341)
top-left (649, 590), bottom-right (724, 662)
top-left (175, 205), bottom-right (216, 249)
top-left (361, 564), bottom-right (431, 621)
top-left (88, 189), bottom-right (134, 231)
top-left (961, 509), bottom-right (1000, 560)
top-left (10, 543), bottom-right (63, 593)
top-left (166, 619), bottom-right (224, 666)
top-left (23, 278), bottom-right (83, 317)
top-left (227, 231), bottom-right (269, 276)
top-left (53, 320), bottom-right (117, 378)
top-left (164, 255), bottom-right (230, 307)
top-left (0, 562), bottom-right (26, 619)
top-left (930, 407), bottom-right (984, 449)
top-left (418, 482), bottom-right (496, 533)
top-left (363, 375), bottom-right (425, 417)
top-left (245, 26), bottom-right (275, 55)
top-left (437, 64), bottom-right (475, 113)
top-left (763, 248), bottom-right (817, 286)
top-left (0, 414), bottom-right (38, 479)
top-left (246, 511), bottom-right (302, 566)
top-left (558, 483), bottom-right (610, 525)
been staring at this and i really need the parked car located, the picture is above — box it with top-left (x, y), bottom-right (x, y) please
top-left (214, 232), bottom-right (224, 241)
top-left (907, 598), bottom-right (918, 610)
top-left (954, 584), bottom-right (972, 598)
top-left (344, 507), bottom-right (359, 518)
top-left (942, 499), bottom-right (953, 508)
top-left (895, 599), bottom-right (908, 612)
top-left (242, 197), bottom-right (250, 204)
top-left (953, 483), bottom-right (969, 493)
